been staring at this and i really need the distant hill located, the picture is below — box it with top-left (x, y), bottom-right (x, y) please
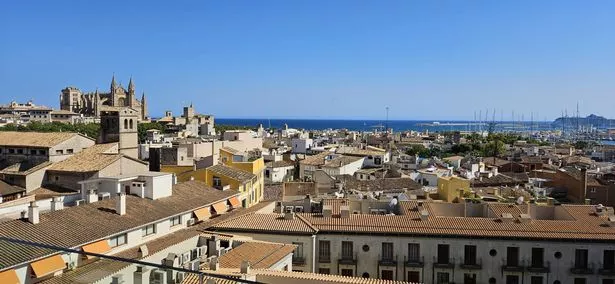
top-left (552, 114), bottom-right (615, 129)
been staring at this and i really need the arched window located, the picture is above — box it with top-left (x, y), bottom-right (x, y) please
top-left (124, 119), bottom-right (128, 129)
top-left (129, 119), bottom-right (133, 129)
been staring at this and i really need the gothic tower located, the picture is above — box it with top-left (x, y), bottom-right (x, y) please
top-left (93, 89), bottom-right (100, 118)
top-left (127, 77), bottom-right (135, 108)
top-left (110, 74), bottom-right (117, 106)
top-left (99, 108), bottom-right (139, 159)
top-left (141, 92), bottom-right (148, 120)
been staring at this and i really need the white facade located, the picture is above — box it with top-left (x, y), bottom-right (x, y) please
top-left (292, 138), bottom-right (314, 154)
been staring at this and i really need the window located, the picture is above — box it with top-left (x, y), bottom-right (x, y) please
top-left (342, 241), bottom-right (354, 260)
top-left (590, 188), bottom-right (597, 193)
top-left (124, 119), bottom-right (128, 129)
top-left (213, 176), bottom-right (222, 187)
top-left (437, 244), bottom-right (450, 264)
top-left (507, 247), bottom-right (519, 266)
top-left (464, 273), bottom-right (477, 284)
top-left (506, 275), bottom-right (520, 284)
top-left (318, 268), bottom-right (330, 274)
top-left (408, 271), bottom-right (420, 282)
top-left (531, 276), bottom-right (543, 284)
top-left (436, 272), bottom-right (449, 284)
top-left (575, 249), bottom-right (588, 269)
top-left (574, 279), bottom-right (586, 284)
top-left (8, 149), bottom-right (14, 154)
top-left (531, 247), bottom-right (544, 268)
top-left (142, 224), bottom-right (156, 237)
top-left (109, 234), bottom-right (127, 248)
top-left (381, 270), bottom-right (394, 280)
top-left (382, 242), bottom-right (394, 261)
top-left (604, 250), bottom-right (615, 270)
top-left (292, 242), bottom-right (304, 261)
top-left (17, 149), bottom-right (23, 154)
top-left (30, 149), bottom-right (37, 155)
top-left (170, 215), bottom-right (181, 227)
top-left (265, 170), bottom-right (270, 178)
top-left (341, 269), bottom-right (353, 277)
top-left (66, 149), bottom-right (73, 154)
top-left (464, 245), bottom-right (477, 265)
top-left (408, 243), bottom-right (420, 262)
top-left (56, 149), bottom-right (63, 155)
top-left (318, 240), bottom-right (330, 262)
top-left (130, 119), bottom-right (134, 129)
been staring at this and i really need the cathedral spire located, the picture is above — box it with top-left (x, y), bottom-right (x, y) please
top-left (128, 76), bottom-right (135, 93)
top-left (111, 74), bottom-right (117, 91)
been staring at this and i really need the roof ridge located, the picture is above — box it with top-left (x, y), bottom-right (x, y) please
top-left (295, 213), bottom-right (319, 233)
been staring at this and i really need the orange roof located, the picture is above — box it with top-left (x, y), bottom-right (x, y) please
top-left (212, 202), bottom-right (228, 214)
top-left (194, 207), bottom-right (211, 221)
top-left (0, 269), bottom-right (19, 284)
top-left (81, 240), bottom-right (111, 259)
top-left (229, 197), bottom-right (241, 208)
top-left (30, 254), bottom-right (65, 278)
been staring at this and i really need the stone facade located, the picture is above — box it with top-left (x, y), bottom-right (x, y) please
top-left (59, 75), bottom-right (148, 121)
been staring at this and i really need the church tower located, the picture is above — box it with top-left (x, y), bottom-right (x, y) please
top-left (141, 92), bottom-right (148, 120)
top-left (99, 108), bottom-right (139, 159)
top-left (127, 77), bottom-right (135, 108)
top-left (110, 74), bottom-right (118, 106)
top-left (93, 89), bottom-right (100, 118)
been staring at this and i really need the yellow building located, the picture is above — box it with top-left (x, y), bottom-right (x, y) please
top-left (437, 176), bottom-right (471, 202)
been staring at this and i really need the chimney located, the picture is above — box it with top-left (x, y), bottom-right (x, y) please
top-left (284, 212), bottom-right (295, 220)
top-left (208, 236), bottom-right (221, 257)
top-left (51, 196), bottom-right (64, 211)
top-left (209, 256), bottom-right (219, 271)
top-left (303, 195), bottom-right (312, 213)
top-left (419, 210), bottom-right (429, 221)
top-left (546, 197), bottom-right (555, 206)
top-left (116, 193), bottom-right (126, 215)
top-left (501, 213), bottom-right (514, 223)
top-left (172, 173), bottom-right (178, 185)
top-left (87, 189), bottom-right (98, 203)
top-left (519, 214), bottom-right (532, 224)
top-left (240, 260), bottom-right (251, 274)
top-left (340, 205), bottom-right (350, 218)
top-left (28, 201), bottom-right (39, 224)
top-left (133, 266), bottom-right (149, 284)
top-left (110, 275), bottom-right (124, 284)
top-left (139, 245), bottom-right (149, 258)
top-left (322, 205), bottom-right (332, 218)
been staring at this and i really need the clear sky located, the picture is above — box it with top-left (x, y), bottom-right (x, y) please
top-left (1, 1), bottom-right (614, 120)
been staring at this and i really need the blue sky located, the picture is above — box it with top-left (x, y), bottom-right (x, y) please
top-left (1, 1), bottom-right (614, 120)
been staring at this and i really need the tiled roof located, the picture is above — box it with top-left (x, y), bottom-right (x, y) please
top-left (221, 146), bottom-right (240, 154)
top-left (0, 180), bottom-right (25, 196)
top-left (521, 156), bottom-right (543, 164)
top-left (336, 147), bottom-right (386, 157)
top-left (48, 143), bottom-right (132, 172)
top-left (252, 269), bottom-right (417, 284)
top-left (207, 164), bottom-right (256, 183)
top-left (470, 174), bottom-right (521, 187)
top-left (219, 241), bottom-right (296, 269)
top-left (209, 201), bottom-right (615, 241)
top-left (322, 156), bottom-right (363, 168)
top-left (300, 151), bottom-right (331, 166)
top-left (341, 177), bottom-right (422, 192)
top-left (0, 180), bottom-right (239, 270)
top-left (0, 131), bottom-right (83, 148)
top-left (265, 160), bottom-right (294, 168)
top-left (0, 160), bottom-right (52, 176)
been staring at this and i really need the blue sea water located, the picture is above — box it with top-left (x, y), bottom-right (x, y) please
top-left (216, 118), bottom-right (555, 133)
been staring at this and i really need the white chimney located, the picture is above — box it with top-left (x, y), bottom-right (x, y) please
top-left (51, 196), bottom-right (64, 211)
top-left (116, 193), bottom-right (126, 215)
top-left (28, 201), bottom-right (39, 224)
top-left (87, 189), bottom-right (98, 203)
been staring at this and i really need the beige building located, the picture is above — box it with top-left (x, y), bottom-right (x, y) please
top-left (209, 199), bottom-right (615, 284)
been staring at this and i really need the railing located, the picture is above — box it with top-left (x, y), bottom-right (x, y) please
top-left (433, 257), bottom-right (455, 269)
top-left (570, 262), bottom-right (594, 275)
top-left (379, 254), bottom-right (397, 266)
top-left (501, 258), bottom-right (524, 272)
top-left (338, 252), bottom-right (358, 265)
top-left (404, 256), bottom-right (424, 267)
top-left (292, 256), bottom-right (306, 265)
top-left (598, 263), bottom-right (615, 275)
top-left (318, 255), bottom-right (331, 263)
top-left (460, 257), bottom-right (482, 270)
top-left (527, 260), bottom-right (550, 273)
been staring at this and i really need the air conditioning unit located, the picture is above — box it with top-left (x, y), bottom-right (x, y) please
top-left (98, 192), bottom-right (111, 200)
top-left (199, 247), bottom-right (207, 258)
top-left (188, 260), bottom-right (200, 271)
top-left (175, 272), bottom-right (185, 283)
top-left (187, 218), bottom-right (196, 227)
top-left (75, 199), bottom-right (85, 206)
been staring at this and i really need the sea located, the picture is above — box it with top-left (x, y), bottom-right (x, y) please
top-left (215, 118), bottom-right (555, 133)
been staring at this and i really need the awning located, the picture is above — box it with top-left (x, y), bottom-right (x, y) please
top-left (193, 207), bottom-right (211, 221)
top-left (229, 196), bottom-right (241, 208)
top-left (0, 269), bottom-right (19, 284)
top-left (212, 202), bottom-right (227, 214)
top-left (81, 240), bottom-right (112, 259)
top-left (30, 254), bottom-right (65, 278)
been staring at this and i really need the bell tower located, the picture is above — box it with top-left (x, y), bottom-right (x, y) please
top-left (99, 107), bottom-right (139, 159)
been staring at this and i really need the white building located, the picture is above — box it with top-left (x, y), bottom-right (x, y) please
top-left (265, 160), bottom-right (295, 183)
top-left (292, 138), bottom-right (314, 154)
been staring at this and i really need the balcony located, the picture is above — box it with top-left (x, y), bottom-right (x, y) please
top-left (527, 261), bottom-right (550, 273)
top-left (460, 258), bottom-right (482, 270)
top-left (404, 256), bottom-right (424, 268)
top-left (433, 257), bottom-right (455, 269)
top-left (318, 255), bottom-right (331, 263)
top-left (379, 254), bottom-right (397, 267)
top-left (501, 259), bottom-right (524, 272)
top-left (570, 262), bottom-right (594, 275)
top-left (598, 263), bottom-right (615, 276)
top-left (293, 256), bottom-right (306, 265)
top-left (338, 253), bottom-right (357, 265)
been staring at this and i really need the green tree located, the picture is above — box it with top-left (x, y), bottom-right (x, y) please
top-left (138, 122), bottom-right (166, 142)
top-left (482, 140), bottom-right (505, 157)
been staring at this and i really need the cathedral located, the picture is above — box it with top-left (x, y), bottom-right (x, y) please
top-left (59, 75), bottom-right (148, 121)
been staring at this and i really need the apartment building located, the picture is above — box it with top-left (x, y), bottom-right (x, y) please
top-left (208, 198), bottom-right (615, 284)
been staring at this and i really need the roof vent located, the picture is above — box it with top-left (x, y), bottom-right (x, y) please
top-left (340, 206), bottom-right (350, 218)
top-left (501, 213), bottom-right (514, 223)
top-left (419, 210), bottom-right (429, 221)
top-left (322, 205), bottom-right (332, 218)
top-left (519, 214), bottom-right (532, 223)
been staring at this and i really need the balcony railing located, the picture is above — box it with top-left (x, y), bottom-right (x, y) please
top-left (338, 252), bottom-right (357, 265)
top-left (379, 254), bottom-right (397, 266)
top-left (404, 256), bottom-right (424, 268)
top-left (570, 262), bottom-right (594, 275)
top-left (460, 257), bottom-right (482, 270)
top-left (527, 261), bottom-right (550, 273)
top-left (501, 259), bottom-right (524, 272)
top-left (318, 255), bottom-right (331, 263)
top-left (292, 256), bottom-right (306, 265)
top-left (598, 263), bottom-right (615, 276)
top-left (433, 257), bottom-right (455, 269)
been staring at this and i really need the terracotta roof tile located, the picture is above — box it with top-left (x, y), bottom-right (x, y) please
top-left (207, 164), bottom-right (256, 183)
top-left (48, 143), bottom-right (126, 172)
top-left (219, 241), bottom-right (296, 269)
